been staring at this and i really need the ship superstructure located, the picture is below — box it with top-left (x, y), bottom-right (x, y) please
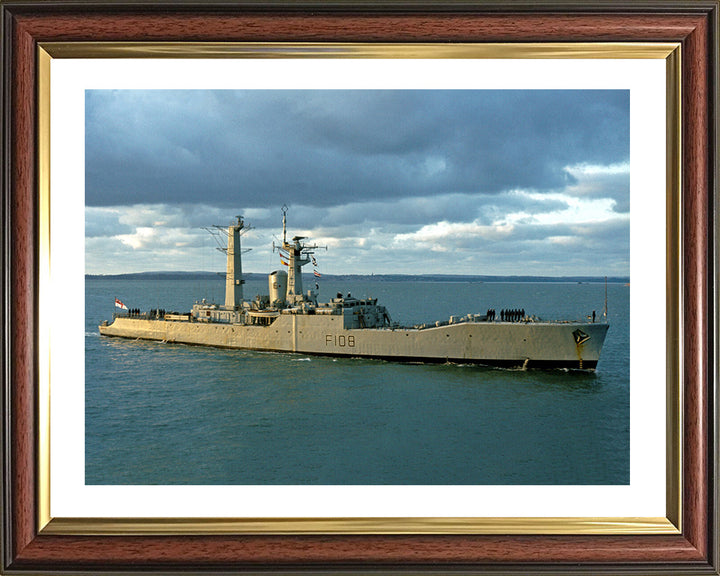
top-left (99, 208), bottom-right (609, 369)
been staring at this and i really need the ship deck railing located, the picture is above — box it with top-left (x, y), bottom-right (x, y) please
top-left (112, 312), bottom-right (191, 321)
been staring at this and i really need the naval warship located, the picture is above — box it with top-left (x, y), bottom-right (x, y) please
top-left (99, 208), bottom-right (609, 369)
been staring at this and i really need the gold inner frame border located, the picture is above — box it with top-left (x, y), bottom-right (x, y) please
top-left (36, 41), bottom-right (682, 536)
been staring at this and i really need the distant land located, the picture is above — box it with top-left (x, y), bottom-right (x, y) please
top-left (86, 271), bottom-right (630, 284)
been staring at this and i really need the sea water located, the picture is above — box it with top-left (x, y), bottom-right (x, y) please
top-left (85, 277), bottom-right (629, 485)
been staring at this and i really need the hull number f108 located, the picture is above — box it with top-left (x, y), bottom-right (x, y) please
top-left (326, 334), bottom-right (356, 347)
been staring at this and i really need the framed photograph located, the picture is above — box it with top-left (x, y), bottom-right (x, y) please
top-left (2, 1), bottom-right (717, 574)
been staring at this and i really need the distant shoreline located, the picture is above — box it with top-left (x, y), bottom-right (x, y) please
top-left (86, 271), bottom-right (630, 284)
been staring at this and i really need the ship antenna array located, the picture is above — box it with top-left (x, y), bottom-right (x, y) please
top-left (281, 204), bottom-right (288, 244)
top-left (273, 205), bottom-right (327, 254)
top-left (204, 216), bottom-right (254, 256)
top-left (271, 239), bottom-right (328, 254)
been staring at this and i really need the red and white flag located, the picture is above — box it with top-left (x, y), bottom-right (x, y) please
top-left (114, 298), bottom-right (128, 310)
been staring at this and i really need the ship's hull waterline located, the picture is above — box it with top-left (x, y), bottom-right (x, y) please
top-left (99, 316), bottom-right (609, 370)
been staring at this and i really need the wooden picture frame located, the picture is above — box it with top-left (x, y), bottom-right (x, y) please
top-left (2, 1), bottom-right (717, 573)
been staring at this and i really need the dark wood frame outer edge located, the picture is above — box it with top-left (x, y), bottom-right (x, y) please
top-left (1, 1), bottom-right (717, 574)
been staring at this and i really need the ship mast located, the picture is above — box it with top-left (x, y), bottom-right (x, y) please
top-left (603, 275), bottom-right (608, 320)
top-left (274, 205), bottom-right (325, 305)
top-left (225, 217), bottom-right (245, 309)
top-left (282, 204), bottom-right (287, 245)
top-left (207, 216), bottom-right (252, 310)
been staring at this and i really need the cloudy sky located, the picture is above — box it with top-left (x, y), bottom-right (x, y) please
top-left (85, 89), bottom-right (629, 276)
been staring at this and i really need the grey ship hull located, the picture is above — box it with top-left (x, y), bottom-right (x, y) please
top-left (99, 315), bottom-right (609, 370)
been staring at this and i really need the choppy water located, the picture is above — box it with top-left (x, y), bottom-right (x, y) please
top-left (86, 277), bottom-right (629, 485)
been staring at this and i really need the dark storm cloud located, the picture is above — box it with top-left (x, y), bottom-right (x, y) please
top-left (564, 167), bottom-right (630, 213)
top-left (85, 90), bottom-right (629, 208)
top-left (231, 192), bottom-right (569, 234)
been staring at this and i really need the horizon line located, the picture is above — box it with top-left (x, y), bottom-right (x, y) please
top-left (86, 270), bottom-right (630, 280)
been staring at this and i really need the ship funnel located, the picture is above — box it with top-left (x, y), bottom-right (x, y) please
top-left (268, 270), bottom-right (288, 307)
